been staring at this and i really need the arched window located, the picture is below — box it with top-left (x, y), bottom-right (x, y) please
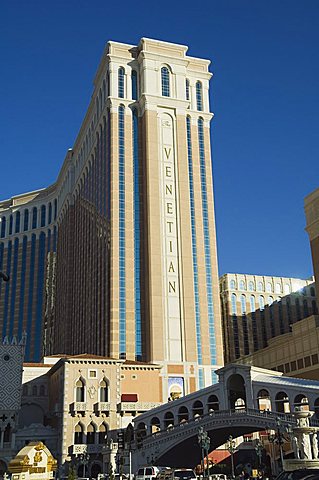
top-left (32, 207), bottom-right (37, 229)
top-left (3, 424), bottom-right (11, 443)
top-left (99, 422), bottom-right (108, 444)
top-left (230, 279), bottom-right (236, 289)
top-left (241, 295), bottom-right (246, 314)
top-left (294, 394), bottom-right (309, 411)
top-left (266, 282), bottom-right (272, 293)
top-left (186, 78), bottom-right (190, 100)
top-left (39, 385), bottom-right (45, 396)
top-left (118, 67), bottom-right (125, 98)
top-left (9, 215), bottom-right (13, 235)
top-left (131, 70), bottom-right (138, 100)
top-left (178, 406), bottom-right (189, 423)
top-left (163, 412), bottom-right (174, 429)
top-left (303, 299), bottom-right (309, 318)
top-left (87, 422), bottom-right (96, 444)
top-left (275, 391), bottom-right (290, 413)
top-left (239, 280), bottom-right (245, 290)
top-left (257, 389), bottom-right (271, 411)
top-left (48, 203), bottom-right (52, 224)
top-left (207, 394), bottom-right (219, 412)
top-left (310, 287), bottom-right (316, 297)
top-left (248, 281), bottom-right (254, 291)
top-left (258, 281), bottom-right (264, 291)
top-left (284, 284), bottom-right (290, 294)
top-left (161, 67), bottom-right (170, 97)
top-left (32, 385), bottom-right (37, 396)
top-left (192, 400), bottom-right (203, 418)
top-left (259, 296), bottom-right (265, 311)
top-left (296, 298), bottom-right (301, 320)
top-left (268, 296), bottom-right (274, 305)
top-left (231, 293), bottom-right (237, 315)
top-left (312, 300), bottom-right (318, 315)
top-left (74, 423), bottom-right (84, 444)
top-left (1, 217), bottom-right (6, 238)
top-left (275, 283), bottom-right (281, 293)
top-left (15, 211), bottom-right (20, 233)
top-left (150, 417), bottom-right (161, 433)
top-left (75, 378), bottom-right (85, 402)
top-left (99, 379), bottom-right (109, 402)
top-left (250, 295), bottom-right (256, 312)
top-left (196, 81), bottom-right (203, 111)
top-left (40, 205), bottom-right (46, 227)
top-left (21, 210), bottom-right (28, 233)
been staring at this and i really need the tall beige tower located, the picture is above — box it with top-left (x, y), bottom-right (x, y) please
top-left (1, 38), bottom-right (223, 397)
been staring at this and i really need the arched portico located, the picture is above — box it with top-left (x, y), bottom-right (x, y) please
top-left (227, 374), bottom-right (246, 410)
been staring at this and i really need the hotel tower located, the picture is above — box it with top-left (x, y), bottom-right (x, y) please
top-left (0, 38), bottom-right (223, 394)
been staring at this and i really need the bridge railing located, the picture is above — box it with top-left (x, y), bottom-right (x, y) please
top-left (135, 408), bottom-right (297, 447)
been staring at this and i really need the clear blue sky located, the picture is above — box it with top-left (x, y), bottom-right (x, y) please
top-left (1, 1), bottom-right (319, 279)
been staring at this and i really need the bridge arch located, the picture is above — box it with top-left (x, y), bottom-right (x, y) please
top-left (257, 389), bottom-right (271, 411)
top-left (275, 391), bottom-right (290, 413)
top-left (150, 417), bottom-right (160, 433)
top-left (207, 394), bottom-right (219, 412)
top-left (294, 394), bottom-right (309, 411)
top-left (227, 373), bottom-right (246, 409)
top-left (178, 406), bottom-right (189, 423)
top-left (164, 412), bottom-right (174, 429)
top-left (192, 400), bottom-right (204, 418)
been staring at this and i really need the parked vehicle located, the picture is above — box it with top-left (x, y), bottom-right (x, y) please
top-left (275, 470), bottom-right (319, 480)
top-left (136, 466), bottom-right (161, 480)
top-left (156, 469), bottom-right (196, 480)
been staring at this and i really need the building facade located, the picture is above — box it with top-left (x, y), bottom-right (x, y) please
top-left (220, 273), bottom-right (317, 364)
top-left (0, 38), bottom-right (223, 392)
top-left (305, 187), bottom-right (319, 288)
top-left (0, 190), bottom-right (57, 361)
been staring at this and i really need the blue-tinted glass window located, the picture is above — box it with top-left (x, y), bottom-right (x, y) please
top-left (118, 67), bottom-right (125, 98)
top-left (23, 209), bottom-right (29, 231)
top-left (48, 203), bottom-right (52, 224)
top-left (15, 211), bottom-right (20, 233)
top-left (230, 279), bottom-right (236, 289)
top-left (1, 217), bottom-right (6, 238)
top-left (9, 215), bottom-right (13, 235)
top-left (231, 294), bottom-right (237, 315)
top-left (132, 70), bottom-right (138, 100)
top-left (119, 105), bottom-right (126, 357)
top-left (196, 81), bottom-right (203, 111)
top-left (133, 109), bottom-right (142, 360)
top-left (241, 295), bottom-right (246, 314)
top-left (250, 295), bottom-right (256, 312)
top-left (32, 207), bottom-right (37, 229)
top-left (40, 205), bottom-right (46, 227)
top-left (161, 67), bottom-right (170, 97)
top-left (186, 79), bottom-right (190, 100)
top-left (259, 295), bottom-right (265, 310)
top-left (186, 116), bottom-right (202, 365)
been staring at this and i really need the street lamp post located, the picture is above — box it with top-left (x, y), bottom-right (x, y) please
top-left (198, 427), bottom-right (211, 480)
top-left (227, 435), bottom-right (236, 479)
top-left (255, 440), bottom-right (263, 470)
top-left (79, 452), bottom-right (90, 478)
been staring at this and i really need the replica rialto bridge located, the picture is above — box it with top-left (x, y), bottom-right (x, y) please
top-left (132, 364), bottom-right (319, 469)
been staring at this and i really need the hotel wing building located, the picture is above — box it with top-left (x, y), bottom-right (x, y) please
top-left (0, 38), bottom-right (223, 394)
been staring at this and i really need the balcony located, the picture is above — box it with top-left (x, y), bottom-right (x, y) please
top-left (94, 402), bottom-right (113, 414)
top-left (118, 402), bottom-right (162, 413)
top-left (70, 402), bottom-right (87, 414)
top-left (72, 444), bottom-right (103, 455)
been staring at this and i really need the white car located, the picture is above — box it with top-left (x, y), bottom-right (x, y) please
top-left (136, 466), bottom-right (161, 480)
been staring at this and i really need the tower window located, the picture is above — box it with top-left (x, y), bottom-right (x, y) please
top-left (132, 70), bottom-right (138, 100)
top-left (161, 67), bottom-right (170, 97)
top-left (186, 79), bottom-right (190, 100)
top-left (118, 67), bottom-right (125, 98)
top-left (196, 81), bottom-right (203, 111)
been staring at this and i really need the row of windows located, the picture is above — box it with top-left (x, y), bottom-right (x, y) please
top-left (231, 293), bottom-right (317, 316)
top-left (229, 278), bottom-right (316, 296)
top-left (114, 65), bottom-right (204, 110)
top-left (118, 105), bottom-right (126, 359)
top-left (74, 421), bottom-right (108, 445)
top-left (0, 200), bottom-right (57, 238)
top-left (75, 377), bottom-right (109, 402)
top-left (22, 384), bottom-right (46, 396)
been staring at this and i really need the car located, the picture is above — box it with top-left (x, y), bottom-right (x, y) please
top-left (275, 469), bottom-right (319, 480)
top-left (136, 466), bottom-right (161, 480)
top-left (173, 469), bottom-right (197, 480)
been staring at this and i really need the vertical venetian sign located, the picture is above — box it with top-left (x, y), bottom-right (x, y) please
top-left (159, 111), bottom-right (182, 361)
